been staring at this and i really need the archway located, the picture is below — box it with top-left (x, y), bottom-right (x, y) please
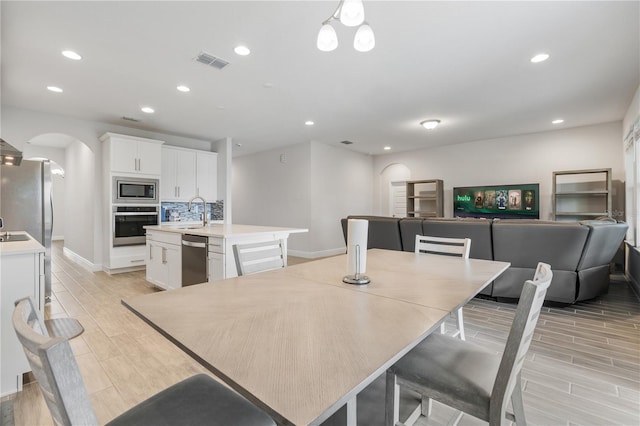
top-left (379, 163), bottom-right (411, 217)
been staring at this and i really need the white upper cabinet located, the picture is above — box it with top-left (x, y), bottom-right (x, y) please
top-left (101, 133), bottom-right (163, 176)
top-left (161, 147), bottom-right (196, 200)
top-left (196, 152), bottom-right (218, 201)
top-left (161, 146), bottom-right (217, 202)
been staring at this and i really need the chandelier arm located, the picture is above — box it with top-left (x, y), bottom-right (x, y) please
top-left (322, 0), bottom-right (344, 24)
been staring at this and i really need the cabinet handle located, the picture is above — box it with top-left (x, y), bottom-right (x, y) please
top-left (178, 186), bottom-right (180, 197)
top-left (137, 158), bottom-right (141, 171)
top-left (162, 247), bottom-right (167, 264)
top-left (149, 244), bottom-right (153, 260)
top-left (130, 259), bottom-right (145, 263)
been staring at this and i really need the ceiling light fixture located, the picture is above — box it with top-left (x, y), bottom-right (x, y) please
top-left (552, 119), bottom-right (564, 124)
top-left (234, 45), bottom-right (251, 56)
top-left (317, 0), bottom-right (375, 52)
top-left (305, 121), bottom-right (315, 126)
top-left (61, 50), bottom-right (82, 60)
top-left (177, 85), bottom-right (190, 92)
top-left (530, 53), bottom-right (549, 63)
top-left (47, 86), bottom-right (63, 93)
top-left (141, 106), bottom-right (155, 114)
top-left (420, 119), bottom-right (440, 130)
top-left (383, 146), bottom-right (391, 150)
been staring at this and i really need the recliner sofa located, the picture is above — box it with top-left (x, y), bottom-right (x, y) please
top-left (341, 216), bottom-right (627, 305)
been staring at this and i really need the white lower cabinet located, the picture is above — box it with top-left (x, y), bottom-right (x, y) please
top-left (146, 231), bottom-right (181, 290)
top-left (208, 237), bottom-right (225, 282)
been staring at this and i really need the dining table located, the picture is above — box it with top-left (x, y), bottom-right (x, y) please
top-left (123, 248), bottom-right (510, 426)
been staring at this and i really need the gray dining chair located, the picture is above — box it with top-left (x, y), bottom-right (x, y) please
top-left (233, 239), bottom-right (287, 276)
top-left (385, 262), bottom-right (552, 426)
top-left (12, 297), bottom-right (276, 426)
top-left (415, 234), bottom-right (471, 340)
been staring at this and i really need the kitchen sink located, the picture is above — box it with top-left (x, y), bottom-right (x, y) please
top-left (0, 233), bottom-right (31, 242)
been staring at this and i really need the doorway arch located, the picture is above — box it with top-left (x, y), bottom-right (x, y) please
top-left (379, 163), bottom-right (411, 217)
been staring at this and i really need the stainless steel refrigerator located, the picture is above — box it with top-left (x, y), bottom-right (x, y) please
top-left (0, 159), bottom-right (53, 301)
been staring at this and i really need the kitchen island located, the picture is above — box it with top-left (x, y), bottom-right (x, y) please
top-left (0, 231), bottom-right (45, 396)
top-left (144, 224), bottom-right (307, 289)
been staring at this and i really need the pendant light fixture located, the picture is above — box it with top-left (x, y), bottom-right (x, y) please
top-left (317, 0), bottom-right (375, 52)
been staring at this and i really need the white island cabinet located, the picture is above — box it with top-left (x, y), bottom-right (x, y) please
top-left (0, 232), bottom-right (45, 397)
top-left (144, 224), bottom-right (307, 287)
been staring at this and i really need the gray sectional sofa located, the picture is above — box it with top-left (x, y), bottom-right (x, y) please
top-left (341, 216), bottom-right (628, 305)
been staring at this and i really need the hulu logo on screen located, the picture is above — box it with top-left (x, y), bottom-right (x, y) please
top-left (456, 195), bottom-right (471, 202)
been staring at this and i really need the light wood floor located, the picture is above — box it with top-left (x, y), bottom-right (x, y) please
top-left (2, 241), bottom-right (639, 426)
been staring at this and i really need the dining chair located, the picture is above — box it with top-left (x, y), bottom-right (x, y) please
top-left (12, 297), bottom-right (276, 426)
top-left (233, 239), bottom-right (287, 276)
top-left (385, 262), bottom-right (553, 426)
top-left (415, 234), bottom-right (471, 340)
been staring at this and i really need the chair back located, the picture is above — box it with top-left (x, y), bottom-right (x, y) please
top-left (415, 234), bottom-right (471, 259)
top-left (12, 297), bottom-right (98, 426)
top-left (492, 262), bottom-right (552, 420)
top-left (233, 239), bottom-right (287, 276)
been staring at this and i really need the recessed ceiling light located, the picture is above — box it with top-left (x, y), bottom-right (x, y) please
top-left (383, 146), bottom-right (391, 150)
top-left (61, 50), bottom-right (82, 60)
top-left (234, 45), bottom-right (251, 56)
top-left (305, 121), bottom-right (314, 126)
top-left (420, 119), bottom-right (440, 130)
top-left (530, 53), bottom-right (550, 63)
top-left (552, 119), bottom-right (564, 124)
top-left (47, 86), bottom-right (63, 93)
top-left (141, 106), bottom-right (155, 114)
top-left (177, 85), bottom-right (190, 92)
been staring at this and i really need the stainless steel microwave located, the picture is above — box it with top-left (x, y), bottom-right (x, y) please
top-left (113, 176), bottom-right (159, 204)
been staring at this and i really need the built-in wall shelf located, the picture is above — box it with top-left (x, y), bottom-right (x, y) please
top-left (406, 179), bottom-right (443, 218)
top-left (552, 168), bottom-right (612, 221)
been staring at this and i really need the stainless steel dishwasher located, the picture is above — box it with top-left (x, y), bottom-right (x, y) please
top-left (181, 234), bottom-right (208, 286)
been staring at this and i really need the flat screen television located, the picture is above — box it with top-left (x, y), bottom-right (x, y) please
top-left (453, 183), bottom-right (540, 219)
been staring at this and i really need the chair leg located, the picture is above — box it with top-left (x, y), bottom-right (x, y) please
top-left (440, 322), bottom-right (446, 334)
top-left (456, 307), bottom-right (465, 341)
top-left (385, 370), bottom-right (400, 426)
top-left (511, 375), bottom-right (527, 425)
top-left (421, 395), bottom-right (432, 417)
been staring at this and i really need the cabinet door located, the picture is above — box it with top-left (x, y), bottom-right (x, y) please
top-left (165, 245), bottom-right (182, 289)
top-left (160, 148), bottom-right (178, 200)
top-left (208, 251), bottom-right (225, 282)
top-left (196, 152), bottom-right (218, 201)
top-left (111, 138), bottom-right (138, 174)
top-left (137, 140), bottom-right (162, 175)
top-left (175, 150), bottom-right (197, 200)
top-left (146, 242), bottom-right (167, 289)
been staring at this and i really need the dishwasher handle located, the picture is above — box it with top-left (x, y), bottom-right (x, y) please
top-left (182, 240), bottom-right (207, 248)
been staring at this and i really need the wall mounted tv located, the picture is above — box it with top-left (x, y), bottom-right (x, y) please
top-left (453, 183), bottom-right (540, 219)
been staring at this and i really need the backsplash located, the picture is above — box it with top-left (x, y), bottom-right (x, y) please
top-left (161, 200), bottom-right (224, 222)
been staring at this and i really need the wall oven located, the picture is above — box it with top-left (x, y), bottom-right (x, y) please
top-left (113, 206), bottom-right (158, 246)
top-left (113, 176), bottom-right (158, 204)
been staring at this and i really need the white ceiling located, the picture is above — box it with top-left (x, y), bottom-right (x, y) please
top-left (2, 1), bottom-right (638, 156)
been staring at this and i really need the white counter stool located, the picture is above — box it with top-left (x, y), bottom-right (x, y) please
top-left (385, 262), bottom-right (552, 426)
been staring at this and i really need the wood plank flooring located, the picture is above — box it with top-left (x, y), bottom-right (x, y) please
top-left (1, 241), bottom-right (638, 426)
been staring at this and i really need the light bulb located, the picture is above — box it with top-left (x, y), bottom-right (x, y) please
top-left (340, 0), bottom-right (365, 27)
top-left (317, 23), bottom-right (338, 52)
top-left (354, 23), bottom-right (375, 52)
top-left (420, 120), bottom-right (440, 130)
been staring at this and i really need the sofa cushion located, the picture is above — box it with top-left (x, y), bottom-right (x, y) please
top-left (492, 220), bottom-right (589, 270)
top-left (399, 218), bottom-right (424, 252)
top-left (576, 221), bottom-right (628, 270)
top-left (422, 218), bottom-right (493, 260)
top-left (341, 216), bottom-right (403, 251)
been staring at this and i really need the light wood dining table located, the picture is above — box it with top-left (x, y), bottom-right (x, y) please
top-left (123, 249), bottom-right (509, 426)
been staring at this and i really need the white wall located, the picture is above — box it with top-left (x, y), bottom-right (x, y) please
top-left (232, 141), bottom-right (374, 257)
top-left (373, 121), bottom-right (624, 220)
top-left (233, 142), bottom-right (312, 253)
top-left (309, 142), bottom-right (373, 256)
top-left (623, 85), bottom-right (640, 136)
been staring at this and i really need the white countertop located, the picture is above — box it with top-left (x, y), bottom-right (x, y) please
top-left (145, 223), bottom-right (308, 238)
top-left (0, 232), bottom-right (45, 256)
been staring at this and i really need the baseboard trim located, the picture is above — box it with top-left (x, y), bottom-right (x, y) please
top-left (288, 247), bottom-right (345, 259)
top-left (62, 247), bottom-right (102, 272)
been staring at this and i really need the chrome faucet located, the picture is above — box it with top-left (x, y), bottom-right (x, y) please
top-left (188, 196), bottom-right (208, 227)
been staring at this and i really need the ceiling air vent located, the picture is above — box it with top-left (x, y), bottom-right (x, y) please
top-left (121, 116), bottom-right (140, 122)
top-left (195, 51), bottom-right (230, 70)
top-left (340, 140), bottom-right (354, 145)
